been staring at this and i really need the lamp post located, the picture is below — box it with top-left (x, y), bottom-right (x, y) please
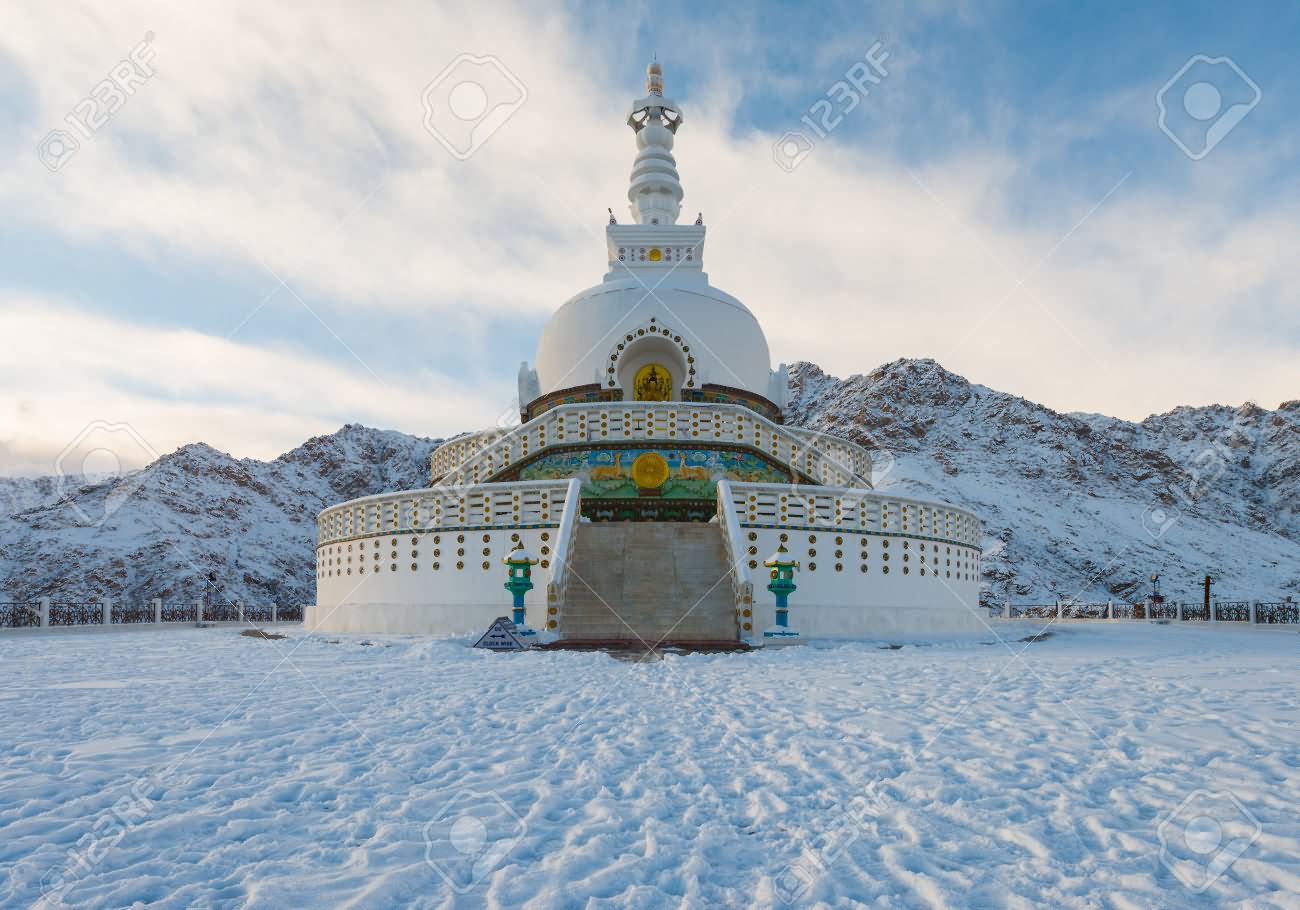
top-left (502, 546), bottom-right (539, 635)
top-left (763, 543), bottom-right (802, 645)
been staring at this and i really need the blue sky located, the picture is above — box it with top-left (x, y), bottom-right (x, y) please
top-left (1, 0), bottom-right (1297, 473)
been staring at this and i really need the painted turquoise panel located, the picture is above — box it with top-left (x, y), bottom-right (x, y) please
top-left (518, 447), bottom-right (789, 499)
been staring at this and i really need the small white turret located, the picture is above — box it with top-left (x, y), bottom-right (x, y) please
top-left (626, 59), bottom-right (685, 225)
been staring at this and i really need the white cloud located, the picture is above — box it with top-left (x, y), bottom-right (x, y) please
top-left (0, 0), bottom-right (1297, 475)
top-left (0, 297), bottom-right (505, 474)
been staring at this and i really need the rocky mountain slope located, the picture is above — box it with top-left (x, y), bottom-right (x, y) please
top-left (0, 426), bottom-right (442, 609)
top-left (788, 359), bottom-right (1300, 605)
top-left (1, 359), bottom-right (1296, 609)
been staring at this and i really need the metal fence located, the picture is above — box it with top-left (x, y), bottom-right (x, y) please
top-left (1006, 604), bottom-right (1057, 619)
top-left (1215, 601), bottom-right (1250, 622)
top-left (162, 602), bottom-right (198, 623)
top-left (203, 602), bottom-right (241, 623)
top-left (276, 605), bottom-right (303, 622)
top-left (1258, 602), bottom-right (1299, 624)
top-left (112, 603), bottom-right (154, 624)
top-left (0, 602), bottom-right (40, 628)
top-left (1000, 600), bottom-right (1297, 626)
top-left (49, 602), bottom-right (104, 626)
top-left (1061, 602), bottom-right (1109, 619)
top-left (243, 604), bottom-right (273, 623)
top-left (0, 598), bottom-right (307, 631)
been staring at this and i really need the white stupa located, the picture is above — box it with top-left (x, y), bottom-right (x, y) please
top-left (308, 62), bottom-right (984, 643)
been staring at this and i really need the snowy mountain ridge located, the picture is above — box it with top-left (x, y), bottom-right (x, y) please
top-left (0, 425), bottom-right (443, 609)
top-left (787, 358), bottom-right (1299, 604)
top-left (2, 359), bottom-right (1296, 608)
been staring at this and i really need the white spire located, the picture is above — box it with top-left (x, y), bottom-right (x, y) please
top-left (626, 60), bottom-right (684, 225)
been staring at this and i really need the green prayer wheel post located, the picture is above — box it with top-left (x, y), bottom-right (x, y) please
top-left (763, 544), bottom-right (801, 643)
top-left (502, 546), bottom-right (539, 633)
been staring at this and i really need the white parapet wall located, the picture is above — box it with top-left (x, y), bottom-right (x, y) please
top-left (309, 480), bottom-right (576, 635)
top-left (309, 478), bottom-right (984, 639)
top-left (722, 482), bottom-right (986, 637)
top-left (428, 401), bottom-right (875, 490)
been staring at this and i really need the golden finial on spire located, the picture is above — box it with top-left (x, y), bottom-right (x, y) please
top-left (646, 57), bottom-right (663, 96)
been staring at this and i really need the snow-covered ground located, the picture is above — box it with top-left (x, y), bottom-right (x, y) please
top-left (2, 624), bottom-right (1298, 909)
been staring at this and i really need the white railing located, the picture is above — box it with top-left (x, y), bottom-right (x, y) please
top-left (430, 428), bottom-right (509, 481)
top-left (786, 427), bottom-right (871, 482)
top-left (317, 479), bottom-right (572, 546)
top-left (723, 482), bottom-right (982, 548)
top-left (428, 402), bottom-right (873, 490)
top-left (545, 478), bottom-right (583, 632)
top-left (716, 480), bottom-right (755, 644)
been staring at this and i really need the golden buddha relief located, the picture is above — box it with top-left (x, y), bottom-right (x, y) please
top-left (633, 363), bottom-right (673, 401)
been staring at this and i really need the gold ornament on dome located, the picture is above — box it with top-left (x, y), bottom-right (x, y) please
top-left (634, 363), bottom-right (673, 401)
top-left (631, 452), bottom-right (670, 489)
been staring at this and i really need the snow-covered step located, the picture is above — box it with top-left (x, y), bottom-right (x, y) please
top-left (560, 522), bottom-right (738, 643)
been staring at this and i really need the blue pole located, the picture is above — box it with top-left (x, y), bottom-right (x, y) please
top-left (512, 590), bottom-right (526, 628)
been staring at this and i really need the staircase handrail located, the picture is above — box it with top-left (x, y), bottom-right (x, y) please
top-left (716, 479), bottom-right (755, 644)
top-left (546, 478), bottom-right (583, 632)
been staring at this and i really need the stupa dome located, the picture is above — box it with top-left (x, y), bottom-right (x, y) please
top-left (534, 274), bottom-right (773, 401)
top-left (521, 60), bottom-right (783, 414)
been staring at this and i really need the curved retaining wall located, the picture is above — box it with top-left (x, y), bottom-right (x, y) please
top-left (311, 478), bottom-right (985, 640)
top-left (720, 482), bottom-right (985, 638)
top-left (310, 480), bottom-right (576, 635)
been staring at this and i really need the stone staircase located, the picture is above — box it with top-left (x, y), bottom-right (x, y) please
top-left (560, 522), bottom-right (739, 643)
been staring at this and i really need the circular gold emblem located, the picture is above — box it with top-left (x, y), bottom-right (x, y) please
top-left (633, 363), bottom-right (673, 401)
top-left (631, 452), bottom-right (670, 489)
